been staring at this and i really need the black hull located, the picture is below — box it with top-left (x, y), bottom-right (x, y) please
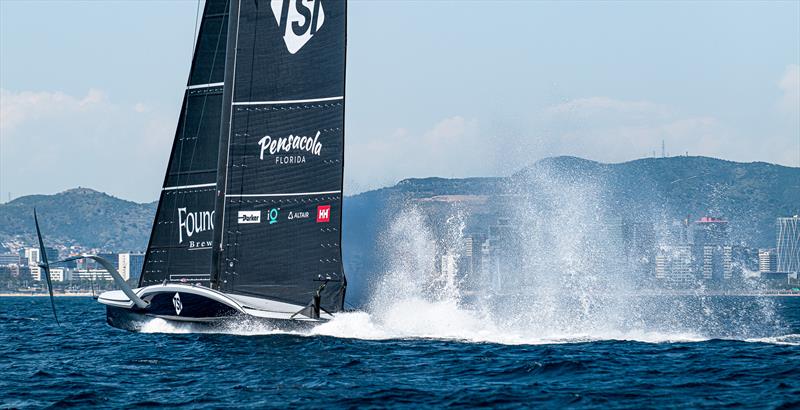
top-left (106, 306), bottom-right (319, 333)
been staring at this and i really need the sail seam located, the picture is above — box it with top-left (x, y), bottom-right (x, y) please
top-left (232, 96), bottom-right (343, 106)
top-left (225, 190), bottom-right (342, 198)
top-left (187, 82), bottom-right (225, 90)
top-left (162, 182), bottom-right (217, 191)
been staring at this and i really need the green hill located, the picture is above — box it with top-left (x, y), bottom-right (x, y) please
top-left (0, 188), bottom-right (156, 251)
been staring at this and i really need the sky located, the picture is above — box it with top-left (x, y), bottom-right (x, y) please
top-left (1, 0), bottom-right (798, 203)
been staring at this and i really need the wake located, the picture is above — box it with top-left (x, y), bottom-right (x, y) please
top-left (142, 204), bottom-right (796, 346)
top-left (138, 297), bottom-right (798, 346)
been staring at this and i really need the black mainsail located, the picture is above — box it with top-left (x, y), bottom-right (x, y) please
top-left (212, 0), bottom-right (347, 312)
top-left (91, 0), bottom-right (348, 330)
top-left (140, 0), bottom-right (230, 286)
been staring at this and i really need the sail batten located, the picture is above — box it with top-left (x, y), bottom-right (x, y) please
top-left (232, 96), bottom-right (343, 105)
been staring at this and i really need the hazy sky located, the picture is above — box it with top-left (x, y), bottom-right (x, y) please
top-left (1, 0), bottom-right (798, 203)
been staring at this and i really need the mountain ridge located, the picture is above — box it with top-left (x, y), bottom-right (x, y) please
top-left (1, 156), bottom-right (797, 255)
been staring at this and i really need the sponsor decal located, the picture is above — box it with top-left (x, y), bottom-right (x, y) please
top-left (270, 0), bottom-right (325, 54)
top-left (268, 208), bottom-right (280, 224)
top-left (316, 204), bottom-right (331, 223)
top-left (173, 293), bottom-right (183, 316)
top-left (288, 211), bottom-right (310, 220)
top-left (238, 210), bottom-right (261, 224)
top-left (258, 131), bottom-right (322, 165)
top-left (178, 208), bottom-right (214, 244)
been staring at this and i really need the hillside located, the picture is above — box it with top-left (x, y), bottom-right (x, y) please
top-left (1, 156), bottom-right (797, 266)
top-left (0, 188), bottom-right (156, 252)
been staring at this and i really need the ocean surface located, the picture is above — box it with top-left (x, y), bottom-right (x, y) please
top-left (1, 296), bottom-right (799, 409)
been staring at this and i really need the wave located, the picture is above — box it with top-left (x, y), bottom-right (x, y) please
top-left (138, 298), bottom-right (797, 346)
top-left (142, 204), bottom-right (796, 346)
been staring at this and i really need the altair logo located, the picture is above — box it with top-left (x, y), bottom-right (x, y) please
top-left (271, 0), bottom-right (325, 54)
top-left (288, 211), bottom-right (310, 220)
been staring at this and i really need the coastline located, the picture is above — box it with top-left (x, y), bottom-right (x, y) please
top-left (0, 293), bottom-right (96, 297)
top-left (2, 291), bottom-right (799, 297)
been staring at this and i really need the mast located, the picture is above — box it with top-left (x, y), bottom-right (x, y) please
top-left (139, 0), bottom-right (230, 287)
top-left (212, 0), bottom-right (347, 311)
top-left (211, 0), bottom-right (240, 289)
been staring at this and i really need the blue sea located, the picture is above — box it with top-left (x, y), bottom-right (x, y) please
top-left (1, 296), bottom-right (799, 409)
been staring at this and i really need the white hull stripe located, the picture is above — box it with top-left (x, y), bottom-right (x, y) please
top-left (163, 183), bottom-right (216, 191)
top-left (232, 96), bottom-right (343, 106)
top-left (225, 190), bottom-right (341, 198)
top-left (187, 82), bottom-right (224, 90)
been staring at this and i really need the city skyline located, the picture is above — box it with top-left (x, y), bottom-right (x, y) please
top-left (1, 1), bottom-right (798, 203)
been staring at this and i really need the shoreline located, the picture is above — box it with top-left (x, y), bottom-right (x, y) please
top-left (2, 292), bottom-right (799, 298)
top-left (1, 293), bottom-right (96, 297)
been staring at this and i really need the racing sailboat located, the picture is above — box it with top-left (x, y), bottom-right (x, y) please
top-left (35, 0), bottom-right (347, 331)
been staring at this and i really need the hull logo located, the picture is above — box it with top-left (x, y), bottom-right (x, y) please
top-left (173, 293), bottom-right (183, 316)
top-left (238, 210), bottom-right (261, 224)
top-left (270, 0), bottom-right (325, 54)
top-left (316, 205), bottom-right (330, 223)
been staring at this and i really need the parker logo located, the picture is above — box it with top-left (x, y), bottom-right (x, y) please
top-left (316, 205), bottom-right (331, 223)
top-left (271, 0), bottom-right (325, 54)
top-left (238, 210), bottom-right (261, 224)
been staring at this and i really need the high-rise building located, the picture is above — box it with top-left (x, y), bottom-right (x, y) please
top-left (693, 217), bottom-right (732, 282)
top-left (0, 253), bottom-right (20, 266)
top-left (776, 216), bottom-right (799, 273)
top-left (78, 253), bottom-right (119, 271)
top-left (462, 234), bottom-right (487, 276)
top-left (759, 249), bottom-right (778, 273)
top-left (30, 266), bottom-right (66, 282)
top-left (693, 217), bottom-right (729, 245)
top-left (71, 269), bottom-right (113, 281)
top-left (118, 252), bottom-right (145, 282)
top-left (485, 218), bottom-right (522, 291)
top-left (24, 248), bottom-right (40, 267)
top-left (622, 221), bottom-right (656, 278)
top-left (655, 245), bottom-right (693, 284)
top-left (23, 247), bottom-right (59, 267)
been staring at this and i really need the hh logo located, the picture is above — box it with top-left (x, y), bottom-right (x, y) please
top-left (316, 205), bottom-right (331, 223)
top-left (271, 0), bottom-right (325, 54)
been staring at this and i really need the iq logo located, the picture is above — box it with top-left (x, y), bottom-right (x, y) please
top-left (316, 205), bottom-right (330, 223)
top-left (268, 208), bottom-right (280, 224)
top-left (270, 0), bottom-right (325, 54)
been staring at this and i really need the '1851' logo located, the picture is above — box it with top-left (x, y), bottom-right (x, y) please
top-left (271, 0), bottom-right (325, 54)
